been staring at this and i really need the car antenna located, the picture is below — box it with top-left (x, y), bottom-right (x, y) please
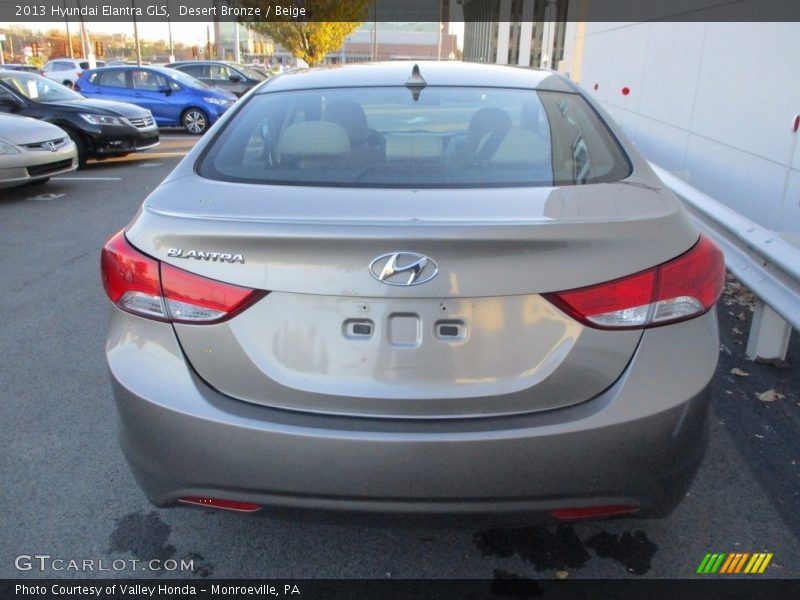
top-left (405, 64), bottom-right (427, 101)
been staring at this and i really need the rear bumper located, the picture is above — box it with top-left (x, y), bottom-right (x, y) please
top-left (107, 309), bottom-right (718, 519)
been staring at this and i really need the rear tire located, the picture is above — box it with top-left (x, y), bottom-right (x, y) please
top-left (181, 108), bottom-right (209, 135)
top-left (62, 80), bottom-right (74, 89)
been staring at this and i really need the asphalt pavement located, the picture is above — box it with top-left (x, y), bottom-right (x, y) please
top-left (1, 134), bottom-right (798, 580)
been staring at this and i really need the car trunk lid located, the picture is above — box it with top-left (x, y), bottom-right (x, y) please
top-left (125, 177), bottom-right (698, 418)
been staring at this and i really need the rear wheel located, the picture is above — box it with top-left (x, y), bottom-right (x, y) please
top-left (181, 108), bottom-right (209, 135)
top-left (62, 80), bottom-right (73, 89)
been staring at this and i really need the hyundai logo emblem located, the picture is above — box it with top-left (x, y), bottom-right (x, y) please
top-left (369, 252), bottom-right (438, 286)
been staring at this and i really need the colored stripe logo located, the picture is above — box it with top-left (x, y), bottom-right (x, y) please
top-left (697, 552), bottom-right (773, 574)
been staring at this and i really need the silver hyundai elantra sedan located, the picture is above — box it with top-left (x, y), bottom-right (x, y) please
top-left (102, 62), bottom-right (724, 519)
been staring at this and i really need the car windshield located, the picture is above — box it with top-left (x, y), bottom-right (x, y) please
top-left (1, 73), bottom-right (83, 102)
top-left (236, 65), bottom-right (267, 81)
top-left (165, 68), bottom-right (212, 90)
top-left (198, 86), bottom-right (631, 188)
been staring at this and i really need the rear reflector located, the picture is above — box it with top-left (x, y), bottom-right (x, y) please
top-left (551, 505), bottom-right (639, 521)
top-left (101, 230), bottom-right (266, 324)
top-left (544, 235), bottom-right (724, 330)
top-left (178, 497), bottom-right (262, 512)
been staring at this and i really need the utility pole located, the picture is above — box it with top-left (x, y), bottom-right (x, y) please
top-left (75, 0), bottom-right (96, 67)
top-left (213, 0), bottom-right (223, 59)
top-left (167, 15), bottom-right (175, 63)
top-left (437, 0), bottom-right (442, 60)
top-left (371, 1), bottom-right (378, 61)
top-left (132, 3), bottom-right (142, 66)
top-left (233, 23), bottom-right (241, 63)
top-left (62, 0), bottom-right (74, 58)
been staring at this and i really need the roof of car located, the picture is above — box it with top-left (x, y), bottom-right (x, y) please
top-left (258, 61), bottom-right (578, 94)
top-left (84, 65), bottom-right (177, 75)
top-left (46, 58), bottom-right (105, 63)
top-left (169, 60), bottom-right (237, 65)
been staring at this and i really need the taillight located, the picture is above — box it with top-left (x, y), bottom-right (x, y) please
top-left (544, 235), bottom-right (724, 330)
top-left (101, 230), bottom-right (266, 324)
top-left (73, 82), bottom-right (81, 92)
top-left (101, 231), bottom-right (165, 320)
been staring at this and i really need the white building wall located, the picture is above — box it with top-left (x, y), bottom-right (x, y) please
top-left (575, 20), bottom-right (800, 233)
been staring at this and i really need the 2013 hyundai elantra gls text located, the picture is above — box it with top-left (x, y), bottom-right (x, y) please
top-left (102, 62), bottom-right (724, 520)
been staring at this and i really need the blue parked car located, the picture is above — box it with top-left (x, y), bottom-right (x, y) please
top-left (76, 66), bottom-right (238, 134)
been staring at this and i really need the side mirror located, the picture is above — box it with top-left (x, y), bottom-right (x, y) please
top-left (158, 86), bottom-right (173, 96)
top-left (229, 74), bottom-right (244, 83)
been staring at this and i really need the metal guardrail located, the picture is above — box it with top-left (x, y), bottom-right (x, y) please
top-left (650, 162), bottom-right (800, 361)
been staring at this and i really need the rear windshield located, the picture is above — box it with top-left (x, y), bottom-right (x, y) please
top-left (236, 65), bottom-right (268, 81)
top-left (165, 68), bottom-right (212, 90)
top-left (198, 86), bottom-right (631, 188)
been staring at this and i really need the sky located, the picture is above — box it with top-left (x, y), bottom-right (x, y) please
top-left (3, 21), bottom-right (219, 46)
top-left (2, 20), bottom-right (465, 49)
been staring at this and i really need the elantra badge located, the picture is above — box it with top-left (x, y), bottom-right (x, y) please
top-left (167, 248), bottom-right (245, 264)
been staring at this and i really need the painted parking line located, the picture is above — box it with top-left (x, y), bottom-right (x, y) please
top-left (138, 163), bottom-right (163, 167)
top-left (52, 176), bottom-right (122, 181)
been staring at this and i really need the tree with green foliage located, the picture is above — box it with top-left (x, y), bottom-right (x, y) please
top-left (241, 0), bottom-right (372, 66)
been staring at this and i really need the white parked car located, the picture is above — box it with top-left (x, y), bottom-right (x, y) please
top-left (0, 114), bottom-right (77, 188)
top-left (42, 58), bottom-right (107, 88)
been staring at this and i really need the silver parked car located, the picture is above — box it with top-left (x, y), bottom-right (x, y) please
top-left (102, 62), bottom-right (724, 520)
top-left (0, 114), bottom-right (77, 188)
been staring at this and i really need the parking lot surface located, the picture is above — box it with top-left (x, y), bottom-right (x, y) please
top-left (1, 134), bottom-right (799, 579)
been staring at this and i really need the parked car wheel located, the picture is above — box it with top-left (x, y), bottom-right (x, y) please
top-left (63, 127), bottom-right (88, 167)
top-left (62, 80), bottom-right (73, 89)
top-left (182, 108), bottom-right (208, 135)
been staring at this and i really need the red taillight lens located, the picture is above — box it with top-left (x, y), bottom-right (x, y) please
top-left (551, 505), bottom-right (639, 521)
top-left (544, 235), bottom-right (724, 330)
top-left (101, 231), bottom-right (166, 320)
top-left (101, 230), bottom-right (265, 324)
top-left (73, 82), bottom-right (81, 92)
top-left (178, 497), bottom-right (262, 512)
top-left (161, 263), bottom-right (265, 324)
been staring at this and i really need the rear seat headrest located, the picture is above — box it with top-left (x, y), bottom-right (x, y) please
top-left (275, 121), bottom-right (351, 158)
top-left (489, 128), bottom-right (550, 164)
top-left (385, 135), bottom-right (444, 162)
